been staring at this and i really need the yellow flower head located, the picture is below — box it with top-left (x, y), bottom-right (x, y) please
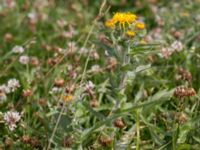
top-left (135, 22), bottom-right (145, 30)
top-left (105, 19), bottom-right (115, 28)
top-left (126, 30), bottom-right (135, 37)
top-left (63, 95), bottom-right (73, 103)
top-left (111, 12), bottom-right (137, 29)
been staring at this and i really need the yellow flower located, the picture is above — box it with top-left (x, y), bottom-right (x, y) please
top-left (126, 30), bottom-right (135, 37)
top-left (105, 19), bottom-right (115, 28)
top-left (135, 22), bottom-right (145, 30)
top-left (63, 95), bottom-right (73, 103)
top-left (112, 12), bottom-right (137, 29)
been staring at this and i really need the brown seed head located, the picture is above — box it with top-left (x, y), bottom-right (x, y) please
top-left (99, 136), bottom-right (112, 147)
top-left (54, 78), bottom-right (65, 87)
top-left (113, 118), bottom-right (125, 128)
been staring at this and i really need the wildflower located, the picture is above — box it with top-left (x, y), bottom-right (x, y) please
top-left (0, 84), bottom-right (10, 94)
top-left (63, 95), bottom-right (73, 103)
top-left (160, 47), bottom-right (172, 59)
top-left (49, 87), bottom-right (62, 94)
top-left (105, 19), bottom-right (115, 28)
top-left (112, 12), bottom-right (137, 29)
top-left (7, 78), bottom-right (20, 92)
top-left (175, 112), bottom-right (187, 124)
top-left (107, 57), bottom-right (117, 71)
top-left (91, 65), bottom-right (100, 73)
top-left (85, 81), bottom-right (95, 91)
top-left (174, 86), bottom-right (196, 98)
top-left (21, 135), bottom-right (31, 144)
top-left (4, 111), bottom-right (21, 131)
top-left (171, 41), bottom-right (183, 52)
top-left (90, 50), bottom-right (100, 60)
top-left (12, 45), bottom-right (24, 54)
top-left (126, 30), bottom-right (135, 37)
top-left (22, 89), bottom-right (32, 97)
top-left (99, 136), bottom-right (112, 147)
top-left (4, 33), bottom-right (13, 42)
top-left (54, 78), bottom-right (65, 87)
top-left (114, 118), bottom-right (125, 128)
top-left (19, 55), bottom-right (30, 65)
top-left (30, 57), bottom-right (40, 67)
top-left (176, 68), bottom-right (192, 82)
top-left (135, 22), bottom-right (145, 30)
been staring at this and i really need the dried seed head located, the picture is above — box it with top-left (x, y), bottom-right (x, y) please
top-left (174, 86), bottom-right (196, 98)
top-left (41, 44), bottom-right (52, 51)
top-left (5, 137), bottom-right (13, 148)
top-left (54, 78), bottom-right (65, 87)
top-left (106, 57), bottom-right (117, 71)
top-left (38, 98), bottom-right (46, 106)
top-left (175, 112), bottom-right (187, 124)
top-left (21, 135), bottom-right (31, 144)
top-left (176, 68), bottom-right (192, 82)
top-left (68, 70), bottom-right (77, 79)
top-left (62, 136), bottom-right (73, 148)
top-left (99, 136), bottom-right (112, 147)
top-left (47, 58), bottom-right (58, 66)
top-left (22, 89), bottom-right (32, 97)
top-left (65, 84), bottom-right (75, 94)
top-left (30, 137), bottom-right (40, 148)
top-left (30, 57), bottom-right (39, 67)
top-left (90, 99), bottom-right (98, 107)
top-left (113, 118), bottom-right (125, 128)
top-left (4, 33), bottom-right (13, 42)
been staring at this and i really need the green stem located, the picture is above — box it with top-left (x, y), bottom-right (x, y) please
top-left (136, 109), bottom-right (140, 150)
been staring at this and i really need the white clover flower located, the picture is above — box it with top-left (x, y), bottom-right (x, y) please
top-left (0, 84), bottom-right (10, 94)
top-left (160, 47), bottom-right (172, 59)
top-left (27, 11), bottom-right (38, 23)
top-left (19, 55), bottom-right (30, 65)
top-left (4, 111), bottom-right (21, 131)
top-left (49, 87), bottom-right (62, 94)
top-left (91, 65), bottom-right (100, 73)
top-left (171, 41), bottom-right (183, 52)
top-left (12, 45), bottom-right (24, 54)
top-left (7, 78), bottom-right (20, 92)
top-left (85, 81), bottom-right (95, 91)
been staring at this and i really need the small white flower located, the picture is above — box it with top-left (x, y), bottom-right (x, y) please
top-left (171, 41), bottom-right (183, 52)
top-left (67, 42), bottom-right (77, 52)
top-left (27, 11), bottom-right (38, 23)
top-left (49, 87), bottom-right (62, 94)
top-left (12, 45), bottom-right (24, 54)
top-left (19, 55), bottom-right (30, 65)
top-left (160, 47), bottom-right (172, 59)
top-left (7, 78), bottom-right (20, 92)
top-left (0, 84), bottom-right (10, 94)
top-left (85, 81), bottom-right (95, 91)
top-left (91, 65), bottom-right (100, 73)
top-left (4, 111), bottom-right (21, 131)
top-left (105, 50), bottom-right (109, 56)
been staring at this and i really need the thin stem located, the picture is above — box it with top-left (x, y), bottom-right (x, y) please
top-left (47, 105), bottom-right (65, 150)
top-left (136, 109), bottom-right (140, 150)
